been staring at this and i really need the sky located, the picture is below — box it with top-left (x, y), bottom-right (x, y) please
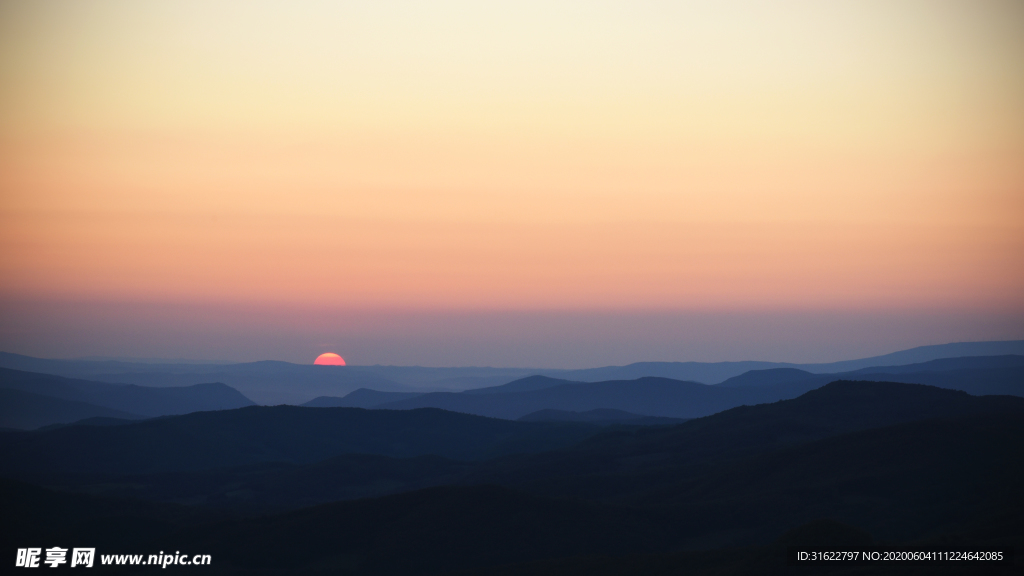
top-left (1, 0), bottom-right (1022, 367)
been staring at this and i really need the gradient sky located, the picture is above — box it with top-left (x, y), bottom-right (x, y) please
top-left (1, 0), bottom-right (1022, 366)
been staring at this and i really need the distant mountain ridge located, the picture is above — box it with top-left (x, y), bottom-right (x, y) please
top-left (552, 340), bottom-right (1024, 383)
top-left (303, 389), bottom-right (423, 408)
top-left (803, 340), bottom-right (1024, 373)
top-left (0, 352), bottom-right (415, 405)
top-left (716, 368), bottom-right (816, 387)
top-left (3, 351), bottom-right (1010, 429)
top-left (715, 355), bottom-right (1024, 397)
top-left (847, 354), bottom-right (1024, 373)
top-left (2, 340), bottom-right (1022, 406)
top-left (463, 375), bottom-right (577, 395)
top-left (0, 367), bottom-right (255, 429)
top-left (313, 355), bottom-right (1022, 421)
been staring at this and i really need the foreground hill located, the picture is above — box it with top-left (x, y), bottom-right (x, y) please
top-left (0, 477), bottom-right (229, 552)
top-left (43, 454), bottom-right (477, 513)
top-left (467, 380), bottom-right (1024, 496)
top-left (169, 414), bottom-right (1024, 572)
top-left (0, 405), bottom-right (601, 476)
top-left (174, 484), bottom-right (673, 574)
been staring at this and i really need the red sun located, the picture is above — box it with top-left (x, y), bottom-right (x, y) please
top-left (314, 352), bottom-right (346, 366)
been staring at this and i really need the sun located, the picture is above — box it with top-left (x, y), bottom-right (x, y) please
top-left (314, 352), bottom-right (346, 366)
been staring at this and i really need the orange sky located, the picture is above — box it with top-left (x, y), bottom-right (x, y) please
top-left (0, 1), bottom-right (1022, 364)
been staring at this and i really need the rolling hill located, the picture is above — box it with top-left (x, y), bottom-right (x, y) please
top-left (0, 367), bottom-right (255, 428)
top-left (0, 388), bottom-right (142, 430)
top-left (302, 389), bottom-right (423, 408)
top-left (716, 355), bottom-right (1024, 398)
top-left (467, 380), bottom-right (1024, 497)
top-left (374, 376), bottom-right (783, 420)
top-left (305, 356), bottom-right (1023, 421)
top-left (518, 408), bottom-right (686, 426)
top-left (168, 413), bottom-right (1023, 573)
top-left (0, 405), bottom-right (602, 476)
top-left (0, 353), bottom-right (413, 404)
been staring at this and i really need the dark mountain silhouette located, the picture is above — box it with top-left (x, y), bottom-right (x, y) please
top-left (518, 408), bottom-right (686, 426)
top-left (848, 367), bottom-right (1024, 396)
top-left (0, 406), bottom-right (601, 476)
top-left (0, 476), bottom-right (234, 552)
top-left (556, 360), bottom-right (786, 385)
top-left (180, 414), bottom-right (1021, 573)
top-left (837, 355), bottom-right (1024, 397)
top-left (467, 381), bottom-right (1024, 498)
top-left (336, 364), bottom-right (543, 391)
top-left (0, 367), bottom-right (254, 419)
top-left (9, 477), bottom-right (1015, 576)
top-left (41, 454), bottom-right (477, 513)
top-left (0, 479), bottom-right (675, 574)
top-left (3, 380), bottom-right (1022, 574)
top-left (613, 379), bottom-right (1024, 456)
top-left (374, 376), bottom-right (797, 419)
top-left (457, 413), bottom-right (1024, 575)
top-left (11, 380), bottom-right (1020, 516)
top-left (302, 388), bottom-right (423, 408)
top-left (333, 356), bottom-right (1014, 422)
top-left (0, 388), bottom-right (142, 430)
top-left (714, 355), bottom-right (1024, 399)
top-left (37, 416), bottom-right (139, 430)
top-left (549, 340), bottom-right (1024, 383)
top-left (849, 354), bottom-right (1024, 373)
top-left (6, 382), bottom-right (1020, 574)
top-left (170, 484), bottom-right (677, 574)
top-left (717, 367), bottom-right (817, 387)
top-left (799, 340), bottom-right (1024, 373)
top-left (462, 374), bottom-right (577, 395)
top-left (629, 413), bottom-right (1024, 545)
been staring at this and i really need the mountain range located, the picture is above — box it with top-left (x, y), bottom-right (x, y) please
top-left (4, 348), bottom-right (1022, 429)
top-left (0, 367), bottom-right (254, 429)
top-left (2, 341), bottom-right (1022, 573)
top-left (304, 354), bottom-right (1024, 421)
top-left (2, 339), bottom-right (1022, 404)
top-left (2, 379), bottom-right (1021, 574)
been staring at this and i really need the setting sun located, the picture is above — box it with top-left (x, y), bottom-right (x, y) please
top-left (313, 352), bottom-right (346, 366)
